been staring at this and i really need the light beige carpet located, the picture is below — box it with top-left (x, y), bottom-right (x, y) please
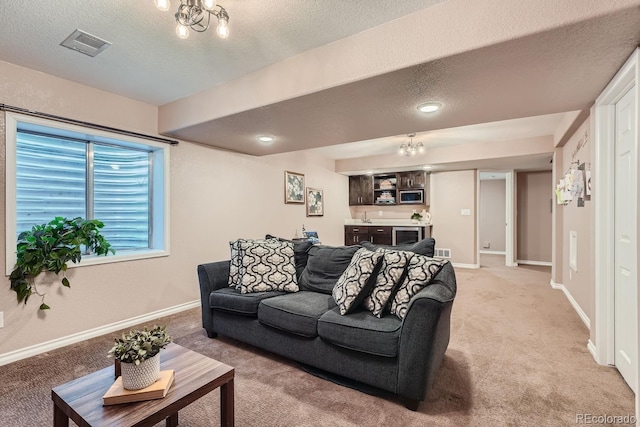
top-left (0, 254), bottom-right (634, 426)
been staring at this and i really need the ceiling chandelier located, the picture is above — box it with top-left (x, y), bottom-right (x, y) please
top-left (399, 133), bottom-right (424, 156)
top-left (154, 0), bottom-right (230, 40)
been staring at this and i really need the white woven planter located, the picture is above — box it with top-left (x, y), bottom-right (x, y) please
top-left (120, 353), bottom-right (160, 390)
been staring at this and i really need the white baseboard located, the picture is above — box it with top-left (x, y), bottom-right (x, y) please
top-left (549, 280), bottom-right (563, 290)
top-left (479, 250), bottom-right (506, 255)
top-left (549, 280), bottom-right (590, 330)
top-left (452, 262), bottom-right (480, 269)
top-left (517, 259), bottom-right (552, 267)
top-left (587, 339), bottom-right (598, 361)
top-left (0, 300), bottom-right (199, 367)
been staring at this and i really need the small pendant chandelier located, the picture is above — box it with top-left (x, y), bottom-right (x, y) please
top-left (399, 133), bottom-right (424, 156)
top-left (154, 0), bottom-right (230, 40)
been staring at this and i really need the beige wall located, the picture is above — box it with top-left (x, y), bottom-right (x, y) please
top-left (516, 171), bottom-right (552, 262)
top-left (0, 60), bottom-right (349, 357)
top-left (429, 170), bottom-right (477, 265)
top-left (349, 205), bottom-right (429, 221)
top-left (559, 117), bottom-right (594, 328)
top-left (479, 179), bottom-right (506, 252)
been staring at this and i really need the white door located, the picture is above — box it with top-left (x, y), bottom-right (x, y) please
top-left (614, 85), bottom-right (638, 393)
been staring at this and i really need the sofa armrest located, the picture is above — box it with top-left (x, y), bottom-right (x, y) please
top-left (395, 263), bottom-right (456, 401)
top-left (197, 260), bottom-right (231, 335)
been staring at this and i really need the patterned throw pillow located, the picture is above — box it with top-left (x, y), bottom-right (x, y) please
top-left (363, 249), bottom-right (414, 317)
top-left (239, 240), bottom-right (299, 294)
top-left (332, 248), bottom-right (383, 315)
top-left (228, 238), bottom-right (277, 288)
top-left (390, 255), bottom-right (449, 320)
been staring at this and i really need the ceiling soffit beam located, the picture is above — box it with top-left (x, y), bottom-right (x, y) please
top-left (334, 135), bottom-right (555, 174)
top-left (158, 0), bottom-right (637, 134)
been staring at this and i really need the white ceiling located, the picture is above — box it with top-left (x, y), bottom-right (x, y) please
top-left (308, 112), bottom-right (569, 159)
top-left (1, 1), bottom-right (640, 172)
top-left (0, 0), bottom-right (444, 105)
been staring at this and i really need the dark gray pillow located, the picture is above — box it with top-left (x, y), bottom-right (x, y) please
top-left (360, 237), bottom-right (435, 257)
top-left (265, 234), bottom-right (313, 279)
top-left (299, 245), bottom-right (361, 294)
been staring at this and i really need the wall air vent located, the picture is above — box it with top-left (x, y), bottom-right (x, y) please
top-left (434, 248), bottom-right (451, 259)
top-left (60, 29), bottom-right (111, 57)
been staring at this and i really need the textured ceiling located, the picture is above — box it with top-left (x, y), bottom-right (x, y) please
top-left (1, 0), bottom-right (640, 172)
top-left (0, 0), bottom-right (444, 105)
top-left (163, 4), bottom-right (640, 156)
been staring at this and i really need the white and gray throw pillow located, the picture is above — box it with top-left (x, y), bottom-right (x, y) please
top-left (390, 255), bottom-right (448, 320)
top-left (332, 248), bottom-right (383, 315)
top-left (363, 249), bottom-right (414, 317)
top-left (239, 240), bottom-right (298, 294)
top-left (228, 238), bottom-right (277, 288)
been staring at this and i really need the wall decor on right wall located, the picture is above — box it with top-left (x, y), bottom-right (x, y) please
top-left (306, 187), bottom-right (324, 216)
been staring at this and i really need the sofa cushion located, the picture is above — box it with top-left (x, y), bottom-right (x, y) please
top-left (390, 256), bottom-right (450, 319)
top-left (239, 240), bottom-right (298, 294)
top-left (332, 248), bottom-right (383, 315)
top-left (363, 249), bottom-right (414, 317)
top-left (299, 245), bottom-right (361, 294)
top-left (318, 307), bottom-right (401, 357)
top-left (210, 287), bottom-right (285, 316)
top-left (266, 234), bottom-right (313, 280)
top-left (360, 237), bottom-right (436, 258)
top-left (258, 291), bottom-right (336, 337)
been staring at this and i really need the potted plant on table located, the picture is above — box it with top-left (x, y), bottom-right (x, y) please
top-left (108, 325), bottom-right (173, 390)
top-left (9, 216), bottom-right (114, 311)
top-left (410, 211), bottom-right (423, 224)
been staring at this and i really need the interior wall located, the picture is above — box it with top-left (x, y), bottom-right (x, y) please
top-left (429, 170), bottom-right (477, 266)
top-left (0, 60), bottom-right (349, 357)
top-left (349, 205), bottom-right (429, 220)
top-left (479, 179), bottom-right (506, 252)
top-left (560, 116), bottom-right (594, 329)
top-left (516, 171), bottom-right (553, 262)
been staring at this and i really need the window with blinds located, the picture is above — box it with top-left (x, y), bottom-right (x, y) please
top-left (16, 131), bottom-right (152, 252)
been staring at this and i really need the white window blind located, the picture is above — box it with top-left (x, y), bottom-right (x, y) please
top-left (16, 131), bottom-right (152, 251)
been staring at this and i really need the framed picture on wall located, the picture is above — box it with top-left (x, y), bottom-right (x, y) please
top-left (285, 171), bottom-right (305, 204)
top-left (306, 187), bottom-right (324, 216)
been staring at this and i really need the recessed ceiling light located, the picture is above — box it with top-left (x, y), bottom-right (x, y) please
top-left (257, 135), bottom-right (275, 144)
top-left (366, 170), bottom-right (374, 175)
top-left (417, 102), bottom-right (442, 113)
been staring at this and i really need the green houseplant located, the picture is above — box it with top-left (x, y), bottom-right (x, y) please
top-left (410, 212), bottom-right (423, 221)
top-left (9, 216), bottom-right (115, 310)
top-left (108, 326), bottom-right (173, 390)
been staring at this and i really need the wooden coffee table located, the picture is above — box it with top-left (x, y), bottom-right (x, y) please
top-left (52, 343), bottom-right (234, 427)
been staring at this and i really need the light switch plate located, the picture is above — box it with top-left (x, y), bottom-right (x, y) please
top-left (461, 209), bottom-right (471, 216)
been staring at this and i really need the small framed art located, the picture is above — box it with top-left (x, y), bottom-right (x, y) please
top-left (306, 187), bottom-right (324, 216)
top-left (285, 171), bottom-right (305, 204)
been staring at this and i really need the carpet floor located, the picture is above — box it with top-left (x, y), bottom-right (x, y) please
top-left (0, 254), bottom-right (634, 426)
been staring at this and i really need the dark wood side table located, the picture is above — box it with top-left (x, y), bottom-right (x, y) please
top-left (52, 343), bottom-right (234, 427)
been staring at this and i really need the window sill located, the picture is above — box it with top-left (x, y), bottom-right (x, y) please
top-left (66, 249), bottom-right (170, 268)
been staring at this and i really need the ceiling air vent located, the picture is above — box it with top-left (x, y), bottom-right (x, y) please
top-left (60, 29), bottom-right (111, 57)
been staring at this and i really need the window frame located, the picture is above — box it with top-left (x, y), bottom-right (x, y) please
top-left (5, 112), bottom-right (170, 275)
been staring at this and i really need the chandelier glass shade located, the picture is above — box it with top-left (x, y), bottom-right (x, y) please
top-left (398, 133), bottom-right (424, 156)
top-left (155, 0), bottom-right (230, 39)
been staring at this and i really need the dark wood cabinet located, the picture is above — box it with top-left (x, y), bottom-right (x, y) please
top-left (349, 171), bottom-right (430, 206)
top-left (344, 225), bottom-right (392, 245)
top-left (397, 171), bottom-right (427, 189)
top-left (349, 175), bottom-right (374, 205)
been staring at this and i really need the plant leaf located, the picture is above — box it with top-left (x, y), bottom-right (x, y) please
top-left (62, 277), bottom-right (70, 288)
top-left (39, 303), bottom-right (50, 310)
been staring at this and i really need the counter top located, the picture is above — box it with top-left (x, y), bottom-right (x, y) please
top-left (344, 219), bottom-right (432, 227)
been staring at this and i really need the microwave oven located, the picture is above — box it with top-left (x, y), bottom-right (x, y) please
top-left (399, 189), bottom-right (424, 204)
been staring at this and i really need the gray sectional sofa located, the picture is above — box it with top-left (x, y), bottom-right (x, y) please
top-left (197, 239), bottom-right (456, 410)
